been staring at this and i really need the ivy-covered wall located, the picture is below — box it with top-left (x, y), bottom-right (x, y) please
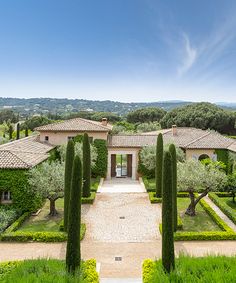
top-left (92, 139), bottom-right (108, 177)
top-left (0, 169), bottom-right (43, 212)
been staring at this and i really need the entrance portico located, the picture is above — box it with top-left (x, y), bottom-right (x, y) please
top-left (107, 149), bottom-right (138, 180)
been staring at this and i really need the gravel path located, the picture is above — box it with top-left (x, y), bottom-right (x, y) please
top-left (82, 192), bottom-right (161, 242)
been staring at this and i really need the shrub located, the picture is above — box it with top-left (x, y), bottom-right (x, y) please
top-left (1, 224), bottom-right (86, 242)
top-left (0, 206), bottom-right (21, 233)
top-left (4, 211), bottom-right (30, 233)
top-left (143, 256), bottom-right (236, 282)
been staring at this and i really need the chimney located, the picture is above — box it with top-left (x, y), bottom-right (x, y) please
top-left (172, 125), bottom-right (177, 136)
top-left (101, 118), bottom-right (108, 126)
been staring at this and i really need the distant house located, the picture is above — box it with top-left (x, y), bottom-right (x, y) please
top-left (35, 117), bottom-right (112, 145)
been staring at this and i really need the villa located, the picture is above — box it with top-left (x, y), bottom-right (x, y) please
top-left (0, 117), bottom-right (236, 195)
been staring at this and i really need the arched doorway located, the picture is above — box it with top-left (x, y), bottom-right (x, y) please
top-left (198, 154), bottom-right (210, 161)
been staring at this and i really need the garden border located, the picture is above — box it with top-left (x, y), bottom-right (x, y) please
top-left (208, 192), bottom-right (236, 225)
top-left (0, 212), bottom-right (86, 242)
top-left (159, 196), bottom-right (236, 241)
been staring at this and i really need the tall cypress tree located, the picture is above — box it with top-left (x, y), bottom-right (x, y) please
top-left (25, 127), bottom-right (29, 137)
top-left (16, 123), bottom-right (20, 140)
top-left (162, 151), bottom-right (175, 273)
top-left (64, 140), bottom-right (75, 232)
top-left (9, 125), bottom-right (13, 140)
top-left (83, 133), bottom-right (91, 198)
top-left (66, 155), bottom-right (82, 273)
top-left (156, 133), bottom-right (163, 197)
top-left (169, 144), bottom-right (177, 232)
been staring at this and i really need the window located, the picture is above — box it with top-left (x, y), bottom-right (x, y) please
top-left (68, 136), bottom-right (74, 141)
top-left (45, 136), bottom-right (49, 142)
top-left (89, 137), bottom-right (93, 143)
top-left (2, 191), bottom-right (11, 201)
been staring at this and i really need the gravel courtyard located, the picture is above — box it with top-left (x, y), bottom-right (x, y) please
top-left (82, 191), bottom-right (161, 243)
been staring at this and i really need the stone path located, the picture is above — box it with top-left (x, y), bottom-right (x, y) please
top-left (98, 178), bottom-right (146, 193)
top-left (204, 196), bottom-right (236, 231)
top-left (82, 193), bottom-right (161, 242)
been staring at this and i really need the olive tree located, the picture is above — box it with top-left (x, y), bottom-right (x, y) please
top-left (28, 160), bottom-right (64, 216)
top-left (177, 160), bottom-right (227, 216)
top-left (58, 142), bottom-right (97, 168)
top-left (140, 144), bottom-right (185, 171)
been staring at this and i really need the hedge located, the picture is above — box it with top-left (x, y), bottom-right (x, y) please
top-left (209, 192), bottom-right (236, 225)
top-left (142, 259), bottom-right (156, 283)
top-left (92, 139), bottom-right (108, 177)
top-left (1, 220), bottom-right (86, 242)
top-left (0, 169), bottom-right (43, 212)
top-left (148, 192), bottom-right (190, 204)
top-left (159, 196), bottom-right (236, 241)
top-left (82, 192), bottom-right (96, 204)
top-left (4, 212), bottom-right (31, 233)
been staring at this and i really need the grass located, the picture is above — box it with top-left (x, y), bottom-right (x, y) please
top-left (177, 198), bottom-right (221, 232)
top-left (220, 197), bottom-right (236, 210)
top-left (18, 199), bottom-right (64, 232)
top-left (0, 259), bottom-right (98, 283)
top-left (143, 255), bottom-right (236, 283)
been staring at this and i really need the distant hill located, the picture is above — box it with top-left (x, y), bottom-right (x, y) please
top-left (0, 97), bottom-right (235, 117)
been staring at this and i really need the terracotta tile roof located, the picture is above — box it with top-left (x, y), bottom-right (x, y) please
top-left (0, 135), bottom-right (55, 169)
top-left (228, 142), bottom-right (236, 153)
top-left (35, 118), bottom-right (112, 132)
top-left (108, 127), bottom-right (236, 150)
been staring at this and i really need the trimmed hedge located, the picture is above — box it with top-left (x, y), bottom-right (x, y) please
top-left (4, 211), bottom-right (31, 233)
top-left (148, 192), bottom-right (190, 204)
top-left (82, 192), bottom-right (96, 204)
top-left (209, 192), bottom-right (236, 225)
top-left (1, 219), bottom-right (86, 242)
top-left (142, 259), bottom-right (156, 283)
top-left (159, 196), bottom-right (236, 241)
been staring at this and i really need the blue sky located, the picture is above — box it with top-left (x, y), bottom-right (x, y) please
top-left (0, 0), bottom-right (236, 102)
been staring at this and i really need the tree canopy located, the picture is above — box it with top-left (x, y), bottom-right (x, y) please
top-left (177, 160), bottom-right (227, 215)
top-left (21, 116), bottom-right (52, 131)
top-left (0, 109), bottom-right (18, 124)
top-left (127, 107), bottom-right (166, 124)
top-left (160, 102), bottom-right (236, 134)
top-left (28, 160), bottom-right (64, 215)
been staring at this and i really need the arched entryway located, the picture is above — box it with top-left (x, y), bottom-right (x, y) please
top-left (198, 154), bottom-right (210, 161)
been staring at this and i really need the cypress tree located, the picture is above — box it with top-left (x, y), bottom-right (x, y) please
top-left (25, 127), bottom-right (29, 137)
top-left (169, 144), bottom-right (177, 232)
top-left (9, 125), bottom-right (13, 140)
top-left (156, 133), bottom-right (163, 197)
top-left (16, 123), bottom-right (20, 140)
top-left (162, 151), bottom-right (175, 273)
top-left (82, 133), bottom-right (91, 198)
top-left (64, 140), bottom-right (75, 232)
top-left (66, 155), bottom-right (82, 273)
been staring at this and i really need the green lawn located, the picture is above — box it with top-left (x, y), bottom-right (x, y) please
top-left (220, 197), bottom-right (236, 210)
top-left (177, 198), bottom-right (221, 232)
top-left (143, 256), bottom-right (236, 283)
top-left (18, 198), bottom-right (64, 232)
top-left (0, 259), bottom-right (98, 283)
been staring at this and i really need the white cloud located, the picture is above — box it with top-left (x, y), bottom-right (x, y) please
top-left (177, 33), bottom-right (197, 76)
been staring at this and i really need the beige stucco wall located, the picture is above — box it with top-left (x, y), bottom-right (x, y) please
top-left (185, 149), bottom-right (217, 161)
top-left (107, 147), bottom-right (140, 180)
top-left (39, 131), bottom-right (108, 145)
